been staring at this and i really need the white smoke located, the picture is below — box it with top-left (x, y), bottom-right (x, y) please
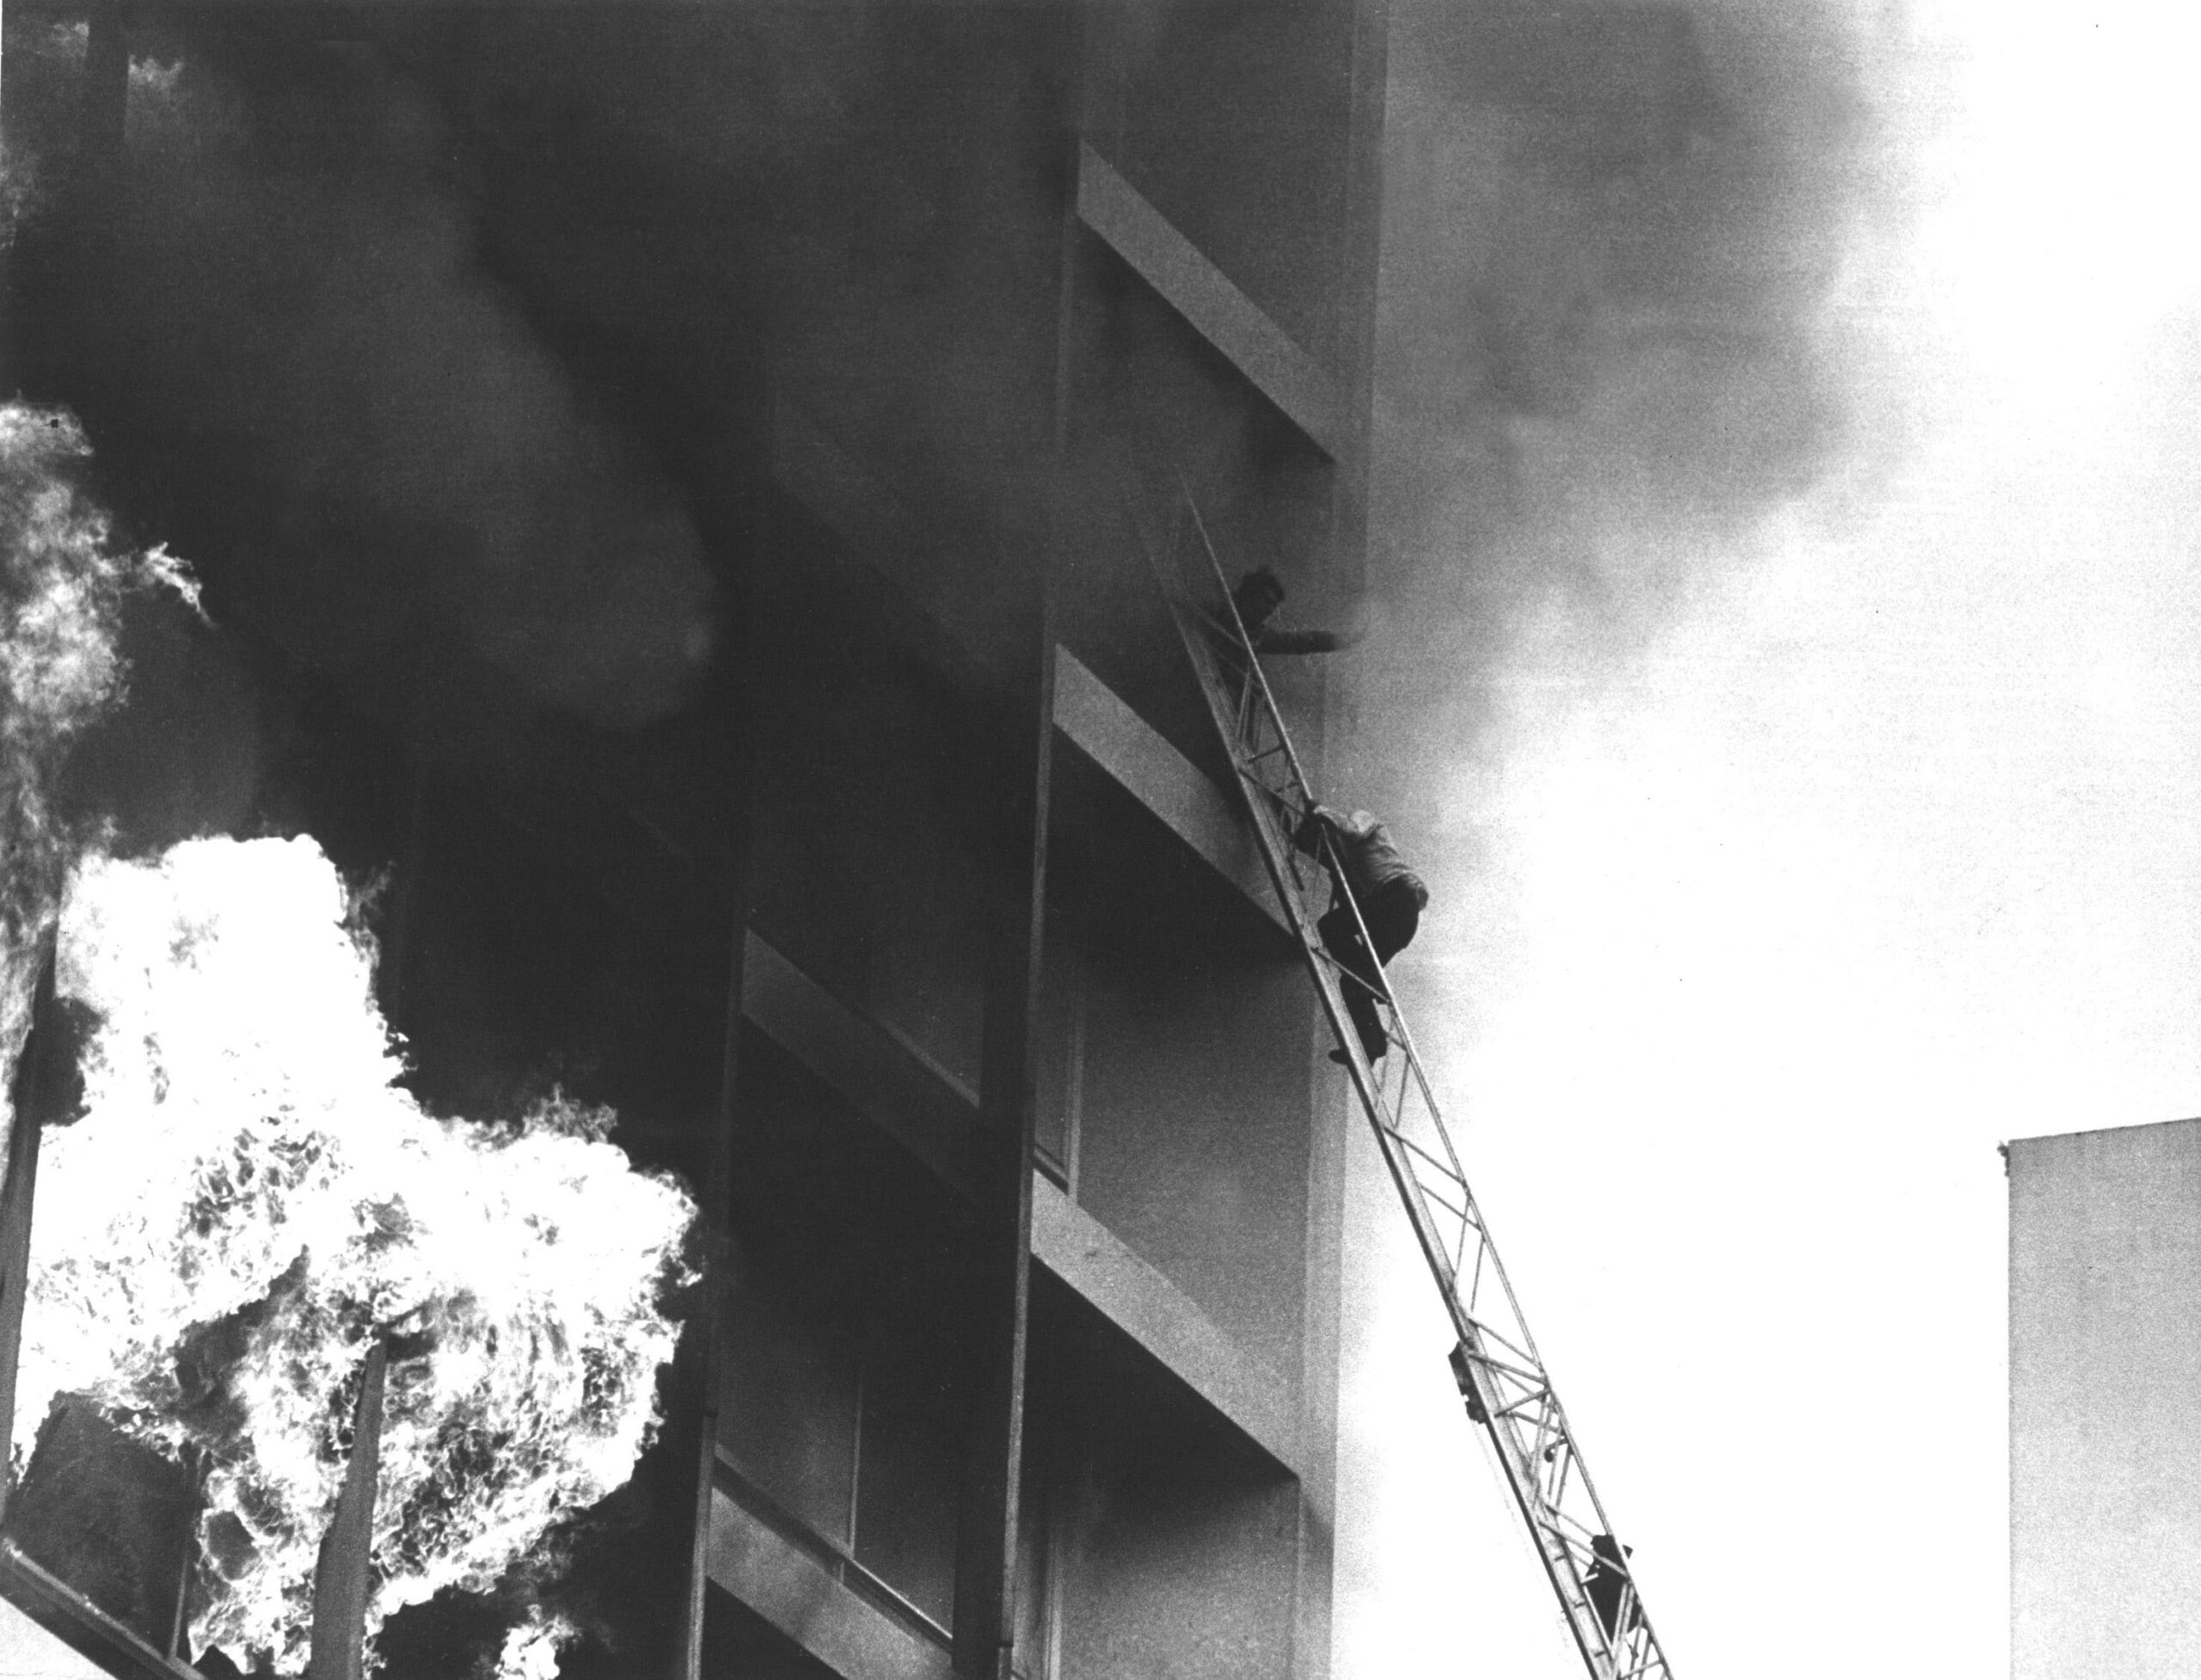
top-left (20, 836), bottom-right (697, 1671)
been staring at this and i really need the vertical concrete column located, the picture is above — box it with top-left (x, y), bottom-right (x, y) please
top-left (306, 1343), bottom-right (387, 1680)
top-left (1295, 15), bottom-right (1389, 1678)
top-left (678, 916), bottom-right (746, 1680)
top-left (679, 828), bottom-right (754, 1680)
top-left (953, 98), bottom-right (1090, 1676)
top-left (679, 474), bottom-right (761, 1680)
top-left (952, 630), bottom-right (1055, 1680)
top-left (0, 947), bottom-right (63, 1525)
top-left (1330, 0), bottom-right (1390, 601)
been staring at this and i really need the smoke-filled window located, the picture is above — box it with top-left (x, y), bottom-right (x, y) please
top-left (718, 1029), bottom-right (978, 1640)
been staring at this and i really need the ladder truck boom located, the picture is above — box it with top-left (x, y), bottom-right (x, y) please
top-left (1115, 457), bottom-right (1677, 1680)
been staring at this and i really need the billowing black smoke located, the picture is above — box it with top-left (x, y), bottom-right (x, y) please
top-left (3, 4), bottom-right (1087, 781)
top-left (1373, 0), bottom-right (1901, 743)
top-left (4, 16), bottom-right (720, 765)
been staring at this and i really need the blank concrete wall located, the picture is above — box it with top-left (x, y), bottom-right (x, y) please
top-left (1075, 938), bottom-right (1310, 1372)
top-left (1032, 1281), bottom-right (1303, 1680)
top-left (2009, 1118), bottom-right (2201, 1680)
top-left (719, 1033), bottom-right (979, 1636)
top-left (1049, 808), bottom-right (1313, 1382)
top-left (749, 616), bottom-right (995, 1103)
top-left (1059, 1468), bottom-right (1299, 1680)
top-left (1091, 0), bottom-right (1359, 362)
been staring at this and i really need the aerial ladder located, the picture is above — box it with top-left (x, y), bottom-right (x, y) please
top-left (1116, 462), bottom-right (1676, 1680)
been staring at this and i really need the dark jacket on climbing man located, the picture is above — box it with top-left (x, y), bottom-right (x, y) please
top-left (1584, 1535), bottom-right (1640, 1637)
top-left (1297, 806), bottom-right (1429, 911)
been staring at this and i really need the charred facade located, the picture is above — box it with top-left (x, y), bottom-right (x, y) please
top-left (1, 4), bottom-right (1386, 1678)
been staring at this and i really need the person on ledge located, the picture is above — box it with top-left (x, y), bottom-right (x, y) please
top-left (1294, 802), bottom-right (1428, 1065)
top-left (1227, 566), bottom-right (1352, 656)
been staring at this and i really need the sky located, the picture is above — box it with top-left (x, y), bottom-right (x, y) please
top-left (1337, 5), bottom-right (2201, 1679)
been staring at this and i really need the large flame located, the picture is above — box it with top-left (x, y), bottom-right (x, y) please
top-left (20, 837), bottom-right (697, 1671)
top-left (0, 402), bottom-right (193, 1140)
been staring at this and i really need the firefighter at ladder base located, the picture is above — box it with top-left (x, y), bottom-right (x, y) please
top-left (1293, 804), bottom-right (1429, 1065)
top-left (1585, 1534), bottom-right (1642, 1641)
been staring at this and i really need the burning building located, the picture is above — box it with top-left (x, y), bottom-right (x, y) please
top-left (0, 0), bottom-right (1887, 1669)
top-left (0, 3), bottom-right (1387, 1677)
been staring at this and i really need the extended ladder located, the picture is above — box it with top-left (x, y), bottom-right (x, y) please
top-left (1116, 465), bottom-right (1676, 1680)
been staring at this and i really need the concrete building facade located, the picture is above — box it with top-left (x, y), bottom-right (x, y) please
top-left (2008, 1119), bottom-right (2201, 1680)
top-left (0, 5), bottom-right (1391, 1678)
top-left (701, 9), bottom-right (1389, 1677)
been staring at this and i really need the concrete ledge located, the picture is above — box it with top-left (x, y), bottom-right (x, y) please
top-left (741, 930), bottom-right (1299, 1474)
top-left (1076, 142), bottom-right (1345, 459)
top-left (1031, 1175), bottom-right (1300, 1474)
top-left (710, 1485), bottom-right (953, 1680)
top-left (741, 931), bottom-right (979, 1200)
top-left (1051, 647), bottom-right (1287, 935)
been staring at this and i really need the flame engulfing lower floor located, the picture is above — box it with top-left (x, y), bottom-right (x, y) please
top-left (17, 837), bottom-right (697, 1671)
top-left (0, 403), bottom-right (196, 1102)
top-left (0, 396), bottom-right (696, 1674)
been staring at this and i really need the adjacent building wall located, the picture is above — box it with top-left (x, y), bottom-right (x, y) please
top-left (2008, 1118), bottom-right (2201, 1680)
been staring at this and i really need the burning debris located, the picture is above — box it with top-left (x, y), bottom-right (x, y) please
top-left (494, 1606), bottom-right (582, 1680)
top-left (0, 190), bottom-right (708, 1656)
top-left (16, 836), bottom-right (697, 1671)
top-left (0, 407), bottom-right (697, 1670)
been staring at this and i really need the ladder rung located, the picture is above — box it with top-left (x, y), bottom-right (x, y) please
top-left (1125, 460), bottom-right (1677, 1680)
top-left (1393, 1128), bottom-right (1468, 1193)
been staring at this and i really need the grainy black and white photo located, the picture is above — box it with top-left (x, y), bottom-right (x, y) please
top-left (0, 3), bottom-right (2193, 1677)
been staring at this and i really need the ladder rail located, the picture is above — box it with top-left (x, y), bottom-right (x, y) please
top-left (1175, 486), bottom-right (1472, 1201)
top-left (1114, 458), bottom-right (1676, 1680)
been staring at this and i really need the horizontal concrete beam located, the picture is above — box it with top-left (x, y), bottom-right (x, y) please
top-left (709, 1481), bottom-right (953, 1680)
top-left (1076, 142), bottom-right (1346, 460)
top-left (741, 928), bottom-right (1297, 1473)
top-left (741, 931), bottom-right (979, 1201)
top-left (1031, 1175), bottom-right (1300, 1474)
top-left (1050, 647), bottom-right (1288, 935)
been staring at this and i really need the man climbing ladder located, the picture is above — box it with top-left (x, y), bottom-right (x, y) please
top-left (1116, 457), bottom-right (1677, 1680)
top-left (1296, 803), bottom-right (1427, 1064)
